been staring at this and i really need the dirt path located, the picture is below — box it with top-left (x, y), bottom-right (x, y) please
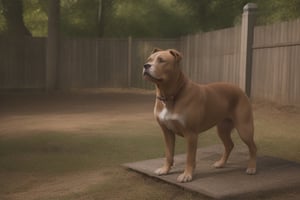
top-left (0, 89), bottom-right (155, 137)
top-left (6, 170), bottom-right (108, 200)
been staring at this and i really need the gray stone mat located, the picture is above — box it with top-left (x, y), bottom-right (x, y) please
top-left (123, 145), bottom-right (300, 199)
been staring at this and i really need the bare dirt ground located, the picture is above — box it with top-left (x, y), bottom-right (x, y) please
top-left (0, 88), bottom-right (155, 137)
top-left (0, 88), bottom-right (159, 200)
top-left (7, 170), bottom-right (108, 200)
top-left (0, 88), bottom-right (299, 200)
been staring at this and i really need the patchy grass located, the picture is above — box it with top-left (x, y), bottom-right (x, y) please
top-left (0, 90), bottom-right (299, 200)
top-left (253, 104), bottom-right (300, 163)
top-left (0, 120), bottom-right (211, 200)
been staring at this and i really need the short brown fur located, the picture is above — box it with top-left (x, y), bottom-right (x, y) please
top-left (143, 49), bottom-right (257, 183)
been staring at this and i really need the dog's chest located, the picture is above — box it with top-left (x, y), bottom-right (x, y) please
top-left (158, 107), bottom-right (185, 132)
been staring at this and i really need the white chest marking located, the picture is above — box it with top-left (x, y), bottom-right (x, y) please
top-left (158, 107), bottom-right (185, 131)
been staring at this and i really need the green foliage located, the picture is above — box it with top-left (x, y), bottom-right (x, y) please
top-left (1, 0), bottom-right (300, 37)
top-left (23, 0), bottom-right (48, 36)
top-left (254, 0), bottom-right (300, 24)
top-left (177, 0), bottom-right (249, 31)
top-left (58, 0), bottom-right (198, 38)
top-left (60, 0), bottom-right (100, 37)
top-left (0, 2), bottom-right (5, 33)
top-left (106, 0), bottom-right (197, 38)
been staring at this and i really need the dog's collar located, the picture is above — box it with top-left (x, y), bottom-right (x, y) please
top-left (156, 95), bottom-right (174, 103)
top-left (156, 80), bottom-right (186, 104)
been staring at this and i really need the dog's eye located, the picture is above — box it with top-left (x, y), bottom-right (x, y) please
top-left (158, 57), bottom-right (165, 63)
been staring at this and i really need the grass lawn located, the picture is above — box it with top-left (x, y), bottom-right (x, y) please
top-left (0, 89), bottom-right (299, 200)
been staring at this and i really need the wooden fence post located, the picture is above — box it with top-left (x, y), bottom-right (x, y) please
top-left (127, 36), bottom-right (132, 88)
top-left (239, 3), bottom-right (257, 97)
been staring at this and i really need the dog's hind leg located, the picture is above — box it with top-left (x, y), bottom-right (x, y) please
top-left (234, 103), bottom-right (257, 174)
top-left (236, 121), bottom-right (257, 175)
top-left (213, 119), bottom-right (234, 168)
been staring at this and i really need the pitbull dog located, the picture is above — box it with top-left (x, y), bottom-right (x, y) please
top-left (143, 48), bottom-right (257, 183)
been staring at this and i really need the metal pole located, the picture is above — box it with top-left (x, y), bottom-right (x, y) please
top-left (240, 3), bottom-right (257, 97)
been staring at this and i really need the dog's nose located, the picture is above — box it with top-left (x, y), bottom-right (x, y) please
top-left (143, 64), bottom-right (151, 69)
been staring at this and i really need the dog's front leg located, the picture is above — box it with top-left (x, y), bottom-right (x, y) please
top-left (155, 128), bottom-right (175, 176)
top-left (177, 133), bottom-right (198, 183)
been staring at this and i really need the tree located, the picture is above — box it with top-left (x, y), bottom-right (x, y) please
top-left (178, 0), bottom-right (300, 31)
top-left (254, 0), bottom-right (300, 24)
top-left (106, 0), bottom-right (197, 37)
top-left (58, 0), bottom-right (197, 38)
top-left (177, 0), bottom-right (249, 31)
top-left (1, 0), bottom-right (31, 36)
top-left (97, 0), bottom-right (114, 37)
top-left (22, 0), bottom-right (48, 36)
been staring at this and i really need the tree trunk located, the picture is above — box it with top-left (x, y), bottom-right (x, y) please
top-left (97, 0), bottom-right (113, 37)
top-left (1, 0), bottom-right (32, 36)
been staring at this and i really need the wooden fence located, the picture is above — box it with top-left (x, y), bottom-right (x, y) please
top-left (59, 38), bottom-right (129, 88)
top-left (252, 19), bottom-right (300, 105)
top-left (180, 26), bottom-right (241, 86)
top-left (0, 20), bottom-right (299, 106)
top-left (0, 37), bottom-right (45, 89)
top-left (58, 38), bottom-right (179, 89)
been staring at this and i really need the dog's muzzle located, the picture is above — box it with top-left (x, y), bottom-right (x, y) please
top-left (143, 63), bottom-right (152, 77)
top-left (143, 65), bottom-right (162, 82)
top-left (143, 63), bottom-right (151, 70)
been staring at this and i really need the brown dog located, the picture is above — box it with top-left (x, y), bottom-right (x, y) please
top-left (143, 48), bottom-right (257, 183)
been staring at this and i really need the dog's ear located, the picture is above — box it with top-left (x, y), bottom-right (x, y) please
top-left (169, 49), bottom-right (182, 62)
top-left (151, 48), bottom-right (162, 54)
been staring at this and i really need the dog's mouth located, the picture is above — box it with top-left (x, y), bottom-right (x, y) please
top-left (143, 71), bottom-right (162, 82)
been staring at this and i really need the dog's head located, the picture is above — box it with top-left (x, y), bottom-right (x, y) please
top-left (143, 48), bottom-right (182, 84)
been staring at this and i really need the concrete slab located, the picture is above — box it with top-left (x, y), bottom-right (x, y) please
top-left (123, 145), bottom-right (300, 199)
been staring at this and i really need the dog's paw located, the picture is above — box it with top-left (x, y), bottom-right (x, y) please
top-left (213, 160), bottom-right (225, 168)
top-left (177, 172), bottom-right (193, 183)
top-left (154, 166), bottom-right (170, 176)
top-left (246, 167), bottom-right (256, 175)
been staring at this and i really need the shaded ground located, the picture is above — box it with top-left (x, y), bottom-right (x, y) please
top-left (0, 88), bottom-right (299, 200)
top-left (0, 89), bottom-right (154, 137)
